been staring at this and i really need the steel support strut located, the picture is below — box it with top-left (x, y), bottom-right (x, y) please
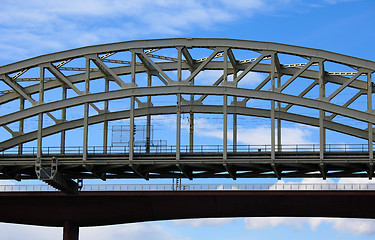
top-left (36, 66), bottom-right (44, 163)
top-left (270, 53), bottom-right (276, 161)
top-left (223, 48), bottom-right (228, 161)
top-left (319, 60), bottom-right (326, 162)
top-left (368, 71), bottom-right (373, 179)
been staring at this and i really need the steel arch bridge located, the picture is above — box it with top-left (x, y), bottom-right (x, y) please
top-left (0, 38), bottom-right (375, 192)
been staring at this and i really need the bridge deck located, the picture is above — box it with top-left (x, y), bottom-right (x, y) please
top-left (0, 147), bottom-right (374, 180)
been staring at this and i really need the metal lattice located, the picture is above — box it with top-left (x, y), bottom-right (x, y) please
top-left (0, 38), bottom-right (375, 187)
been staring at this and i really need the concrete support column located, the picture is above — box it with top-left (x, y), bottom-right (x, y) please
top-left (63, 221), bottom-right (79, 240)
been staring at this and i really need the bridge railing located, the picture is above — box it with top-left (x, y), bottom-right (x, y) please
top-left (1, 183), bottom-right (375, 192)
top-left (0, 144), bottom-right (372, 156)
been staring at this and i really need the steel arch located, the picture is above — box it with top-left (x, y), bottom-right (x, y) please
top-left (0, 38), bottom-right (375, 186)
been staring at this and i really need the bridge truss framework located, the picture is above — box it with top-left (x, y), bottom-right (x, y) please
top-left (0, 38), bottom-right (375, 191)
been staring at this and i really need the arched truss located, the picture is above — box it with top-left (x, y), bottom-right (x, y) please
top-left (0, 38), bottom-right (375, 186)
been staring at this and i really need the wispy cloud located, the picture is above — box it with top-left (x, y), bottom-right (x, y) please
top-left (244, 177), bottom-right (375, 236)
top-left (174, 218), bottom-right (235, 227)
top-left (193, 117), bottom-right (313, 145)
top-left (0, 0), bottom-right (350, 63)
top-left (244, 217), bottom-right (375, 236)
top-left (0, 0), bottom-right (257, 62)
top-left (81, 223), bottom-right (189, 240)
top-left (0, 222), bottom-right (189, 240)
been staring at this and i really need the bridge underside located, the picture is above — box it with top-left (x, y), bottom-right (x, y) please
top-left (0, 151), bottom-right (373, 180)
top-left (0, 190), bottom-right (374, 227)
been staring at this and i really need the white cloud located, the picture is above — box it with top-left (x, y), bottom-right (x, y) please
top-left (322, 218), bottom-right (375, 236)
top-left (236, 125), bottom-right (313, 145)
top-left (196, 120), bottom-right (313, 145)
top-left (0, 0), bottom-right (348, 64)
top-left (194, 70), bottom-right (223, 85)
top-left (323, 0), bottom-right (357, 4)
top-left (0, 180), bottom-right (17, 185)
top-left (0, 0), bottom-right (254, 62)
top-left (238, 72), bottom-right (265, 88)
top-left (245, 177), bottom-right (375, 236)
top-left (0, 222), bottom-right (188, 240)
top-left (245, 217), bottom-right (306, 230)
top-left (244, 217), bottom-right (375, 236)
top-left (337, 178), bottom-right (375, 184)
top-left (0, 223), bottom-right (60, 240)
top-left (173, 218), bottom-right (235, 227)
top-left (81, 223), bottom-right (189, 240)
top-left (193, 70), bottom-right (265, 88)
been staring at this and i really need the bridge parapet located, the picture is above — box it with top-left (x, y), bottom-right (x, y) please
top-left (1, 183), bottom-right (375, 192)
top-left (0, 143), bottom-right (373, 155)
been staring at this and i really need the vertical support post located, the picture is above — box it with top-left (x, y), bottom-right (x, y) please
top-left (61, 85), bottom-right (67, 154)
top-left (83, 57), bottom-right (90, 164)
top-left (270, 53), bottom-right (276, 160)
top-left (177, 47), bottom-right (182, 82)
top-left (189, 79), bottom-right (194, 152)
top-left (129, 96), bottom-right (135, 161)
top-left (131, 50), bottom-right (136, 86)
top-left (189, 111), bottom-right (194, 152)
top-left (63, 221), bottom-right (79, 240)
top-left (129, 50), bottom-right (136, 161)
top-left (37, 66), bottom-right (45, 161)
top-left (176, 47), bottom-right (182, 160)
top-left (368, 72), bottom-right (373, 160)
top-left (176, 93), bottom-right (181, 161)
top-left (277, 73), bottom-right (282, 152)
top-left (233, 70), bottom-right (237, 153)
top-left (18, 98), bottom-right (24, 155)
top-left (223, 48), bottom-right (228, 160)
top-left (103, 77), bottom-right (109, 154)
top-left (319, 60), bottom-right (326, 160)
top-left (146, 72), bottom-right (152, 153)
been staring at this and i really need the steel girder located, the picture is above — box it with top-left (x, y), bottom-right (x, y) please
top-left (0, 62), bottom-right (372, 105)
top-left (0, 88), bottom-right (374, 150)
top-left (0, 38), bottom-right (375, 183)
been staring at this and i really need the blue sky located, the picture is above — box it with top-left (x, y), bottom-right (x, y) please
top-left (1, 0), bottom-right (375, 239)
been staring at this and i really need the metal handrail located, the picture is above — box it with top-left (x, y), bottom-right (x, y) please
top-left (1, 183), bottom-right (375, 192)
top-left (0, 144), bottom-right (373, 156)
